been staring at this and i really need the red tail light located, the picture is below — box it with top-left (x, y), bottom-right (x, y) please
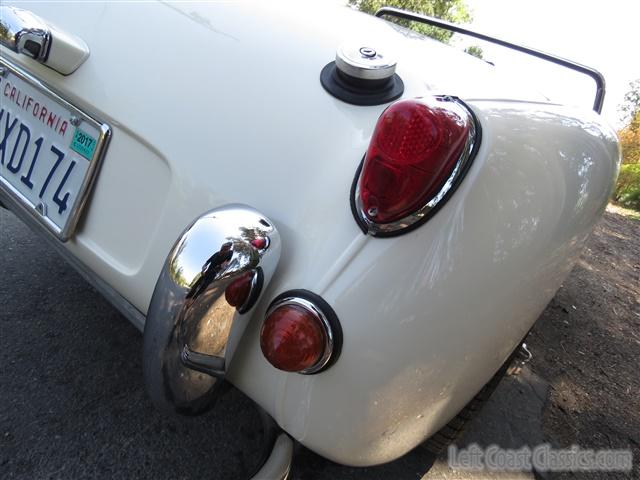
top-left (225, 271), bottom-right (254, 307)
top-left (353, 96), bottom-right (477, 235)
top-left (260, 296), bottom-right (337, 374)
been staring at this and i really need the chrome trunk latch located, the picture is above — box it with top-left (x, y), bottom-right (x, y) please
top-left (0, 6), bottom-right (89, 75)
top-left (142, 205), bottom-right (281, 415)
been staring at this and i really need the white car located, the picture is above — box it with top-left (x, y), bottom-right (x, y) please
top-left (0, 2), bottom-right (619, 478)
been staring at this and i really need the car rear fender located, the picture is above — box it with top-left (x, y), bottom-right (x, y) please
top-left (227, 100), bottom-right (620, 466)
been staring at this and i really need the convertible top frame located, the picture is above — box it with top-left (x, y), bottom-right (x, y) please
top-left (375, 7), bottom-right (606, 113)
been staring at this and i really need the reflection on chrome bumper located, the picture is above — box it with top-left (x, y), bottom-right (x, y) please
top-left (142, 204), bottom-right (281, 414)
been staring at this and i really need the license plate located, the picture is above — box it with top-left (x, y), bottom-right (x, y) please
top-left (0, 59), bottom-right (110, 241)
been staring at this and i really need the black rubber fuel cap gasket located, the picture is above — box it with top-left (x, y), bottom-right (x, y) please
top-left (320, 61), bottom-right (404, 106)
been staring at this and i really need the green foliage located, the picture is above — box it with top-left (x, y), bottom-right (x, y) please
top-left (619, 79), bottom-right (640, 127)
top-left (613, 164), bottom-right (640, 211)
top-left (464, 45), bottom-right (484, 59)
top-left (618, 80), bottom-right (640, 166)
top-left (619, 110), bottom-right (640, 165)
top-left (348, 0), bottom-right (472, 43)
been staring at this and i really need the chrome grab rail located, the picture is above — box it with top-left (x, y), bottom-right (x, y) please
top-left (0, 6), bottom-right (89, 75)
top-left (375, 7), bottom-right (606, 113)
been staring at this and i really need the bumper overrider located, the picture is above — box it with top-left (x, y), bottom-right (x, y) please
top-left (142, 204), bottom-right (292, 479)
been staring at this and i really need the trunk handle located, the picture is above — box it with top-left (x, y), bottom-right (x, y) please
top-left (0, 6), bottom-right (89, 75)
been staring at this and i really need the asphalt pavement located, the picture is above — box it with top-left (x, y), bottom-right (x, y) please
top-left (1, 208), bottom-right (546, 479)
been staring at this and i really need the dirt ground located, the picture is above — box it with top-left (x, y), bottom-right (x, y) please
top-left (526, 205), bottom-right (640, 479)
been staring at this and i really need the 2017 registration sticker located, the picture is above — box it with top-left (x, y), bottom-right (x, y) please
top-left (71, 129), bottom-right (98, 160)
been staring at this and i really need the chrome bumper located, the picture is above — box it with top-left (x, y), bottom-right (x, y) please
top-left (253, 434), bottom-right (294, 480)
top-left (4, 198), bottom-right (292, 477)
top-left (142, 204), bottom-right (281, 414)
top-left (141, 204), bottom-right (293, 479)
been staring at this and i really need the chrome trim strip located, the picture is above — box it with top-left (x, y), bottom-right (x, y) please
top-left (375, 7), bottom-right (606, 113)
top-left (0, 58), bottom-right (111, 242)
top-left (142, 204), bottom-right (281, 414)
top-left (353, 95), bottom-right (478, 236)
top-left (0, 198), bottom-right (145, 331)
top-left (265, 296), bottom-right (335, 375)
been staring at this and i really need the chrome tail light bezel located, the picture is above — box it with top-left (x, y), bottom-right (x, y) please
top-left (350, 96), bottom-right (482, 237)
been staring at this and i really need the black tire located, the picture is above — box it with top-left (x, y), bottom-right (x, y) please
top-left (422, 343), bottom-right (524, 455)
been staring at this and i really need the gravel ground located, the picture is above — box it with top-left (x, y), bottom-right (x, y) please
top-left (1, 205), bottom-right (638, 479)
top-left (526, 205), bottom-right (640, 479)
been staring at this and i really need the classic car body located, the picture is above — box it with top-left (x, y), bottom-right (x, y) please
top-left (0, 1), bottom-right (620, 476)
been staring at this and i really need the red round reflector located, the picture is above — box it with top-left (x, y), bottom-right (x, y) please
top-left (224, 272), bottom-right (254, 307)
top-left (260, 304), bottom-right (327, 372)
top-left (358, 97), bottom-right (473, 224)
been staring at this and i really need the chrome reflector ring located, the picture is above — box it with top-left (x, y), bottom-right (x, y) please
top-left (262, 289), bottom-right (343, 375)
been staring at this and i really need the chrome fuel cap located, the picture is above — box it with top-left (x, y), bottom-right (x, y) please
top-left (335, 42), bottom-right (397, 81)
top-left (321, 41), bottom-right (404, 106)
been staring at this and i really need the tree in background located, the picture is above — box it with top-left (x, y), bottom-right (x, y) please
top-left (618, 80), bottom-right (640, 165)
top-left (619, 79), bottom-right (640, 129)
top-left (614, 80), bottom-right (640, 210)
top-left (619, 112), bottom-right (640, 165)
top-left (348, 0), bottom-right (473, 44)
